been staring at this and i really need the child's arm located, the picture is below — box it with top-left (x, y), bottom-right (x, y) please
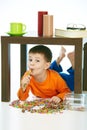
top-left (17, 70), bottom-right (31, 101)
top-left (20, 70), bottom-right (31, 92)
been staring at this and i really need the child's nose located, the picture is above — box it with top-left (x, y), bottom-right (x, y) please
top-left (29, 61), bottom-right (35, 66)
top-left (31, 60), bottom-right (35, 64)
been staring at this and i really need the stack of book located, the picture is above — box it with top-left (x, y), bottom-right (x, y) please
top-left (55, 28), bottom-right (87, 38)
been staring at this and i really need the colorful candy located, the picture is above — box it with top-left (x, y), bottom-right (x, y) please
top-left (9, 99), bottom-right (65, 114)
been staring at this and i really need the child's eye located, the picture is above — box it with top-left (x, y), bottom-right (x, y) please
top-left (36, 59), bottom-right (40, 62)
top-left (29, 59), bottom-right (32, 62)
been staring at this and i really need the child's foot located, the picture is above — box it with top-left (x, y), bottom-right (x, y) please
top-left (67, 51), bottom-right (75, 69)
top-left (56, 46), bottom-right (66, 65)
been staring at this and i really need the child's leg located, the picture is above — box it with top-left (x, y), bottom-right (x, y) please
top-left (50, 46), bottom-right (66, 72)
top-left (67, 51), bottom-right (75, 69)
top-left (56, 46), bottom-right (66, 65)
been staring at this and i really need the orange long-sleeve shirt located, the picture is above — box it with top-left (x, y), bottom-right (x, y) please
top-left (17, 69), bottom-right (71, 101)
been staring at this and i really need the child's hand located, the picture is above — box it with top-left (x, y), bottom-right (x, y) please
top-left (50, 96), bottom-right (61, 104)
top-left (20, 75), bottom-right (31, 92)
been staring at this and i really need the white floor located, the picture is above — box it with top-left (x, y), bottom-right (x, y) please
top-left (0, 100), bottom-right (87, 130)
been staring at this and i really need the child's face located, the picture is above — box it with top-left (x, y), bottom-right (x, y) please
top-left (28, 53), bottom-right (50, 76)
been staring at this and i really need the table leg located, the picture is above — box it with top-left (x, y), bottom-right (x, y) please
top-left (1, 42), bottom-right (10, 101)
top-left (20, 44), bottom-right (27, 77)
top-left (83, 43), bottom-right (87, 90)
top-left (74, 43), bottom-right (82, 93)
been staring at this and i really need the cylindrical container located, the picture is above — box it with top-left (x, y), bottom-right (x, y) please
top-left (38, 11), bottom-right (48, 36)
top-left (43, 15), bottom-right (53, 37)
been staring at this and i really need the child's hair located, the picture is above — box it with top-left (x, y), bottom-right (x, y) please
top-left (29, 45), bottom-right (52, 62)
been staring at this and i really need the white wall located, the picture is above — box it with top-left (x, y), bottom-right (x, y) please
top-left (0, 0), bottom-right (87, 101)
top-left (0, 0), bottom-right (87, 35)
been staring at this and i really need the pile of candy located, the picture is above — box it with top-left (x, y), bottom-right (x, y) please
top-left (9, 99), bottom-right (65, 114)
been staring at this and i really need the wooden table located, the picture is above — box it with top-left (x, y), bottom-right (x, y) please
top-left (83, 42), bottom-right (87, 91)
top-left (1, 36), bottom-right (83, 101)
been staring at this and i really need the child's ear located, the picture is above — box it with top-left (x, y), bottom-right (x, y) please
top-left (45, 62), bottom-right (51, 69)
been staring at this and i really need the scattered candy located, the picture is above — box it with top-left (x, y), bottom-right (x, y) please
top-left (9, 99), bottom-right (65, 114)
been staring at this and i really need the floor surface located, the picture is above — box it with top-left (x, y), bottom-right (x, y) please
top-left (0, 100), bottom-right (87, 130)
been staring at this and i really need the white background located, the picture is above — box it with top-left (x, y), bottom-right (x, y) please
top-left (0, 0), bottom-right (87, 101)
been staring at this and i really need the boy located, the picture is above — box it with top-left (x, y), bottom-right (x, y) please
top-left (17, 45), bottom-right (71, 103)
